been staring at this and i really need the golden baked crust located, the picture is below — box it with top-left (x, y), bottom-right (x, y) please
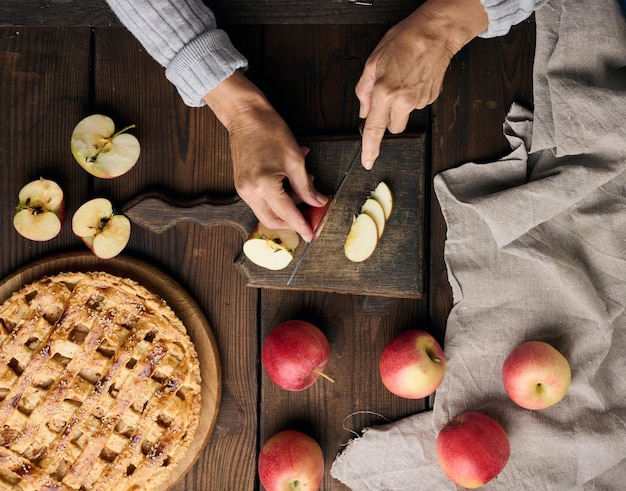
top-left (0, 271), bottom-right (201, 491)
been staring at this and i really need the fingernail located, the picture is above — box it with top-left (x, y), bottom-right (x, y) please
top-left (316, 192), bottom-right (329, 205)
top-left (363, 160), bottom-right (373, 170)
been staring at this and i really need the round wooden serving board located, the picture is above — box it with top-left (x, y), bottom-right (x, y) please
top-left (0, 251), bottom-right (221, 491)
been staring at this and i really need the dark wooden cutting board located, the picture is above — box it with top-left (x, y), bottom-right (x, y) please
top-left (124, 135), bottom-right (426, 298)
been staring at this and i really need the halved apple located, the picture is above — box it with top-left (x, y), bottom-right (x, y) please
top-left (71, 114), bottom-right (140, 179)
top-left (361, 197), bottom-right (386, 238)
top-left (13, 178), bottom-right (65, 241)
top-left (72, 198), bottom-right (131, 259)
top-left (243, 224), bottom-right (301, 270)
top-left (344, 213), bottom-right (378, 262)
top-left (371, 181), bottom-right (393, 220)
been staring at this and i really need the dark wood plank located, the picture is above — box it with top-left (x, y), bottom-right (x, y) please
top-left (0, 27), bottom-right (92, 277)
top-left (429, 20), bottom-right (536, 340)
top-left (0, 0), bottom-right (117, 26)
top-left (259, 290), bottom-right (428, 490)
top-left (91, 27), bottom-right (261, 491)
top-left (212, 0), bottom-right (425, 25)
top-left (1, 0), bottom-right (425, 26)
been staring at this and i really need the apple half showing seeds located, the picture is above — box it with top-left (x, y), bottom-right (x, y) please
top-left (13, 178), bottom-right (66, 241)
top-left (344, 181), bottom-right (393, 262)
top-left (72, 198), bottom-right (131, 259)
top-left (243, 224), bottom-right (301, 271)
top-left (71, 114), bottom-right (141, 179)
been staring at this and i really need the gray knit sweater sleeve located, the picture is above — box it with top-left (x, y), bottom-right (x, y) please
top-left (105, 0), bottom-right (248, 107)
top-left (480, 0), bottom-right (550, 37)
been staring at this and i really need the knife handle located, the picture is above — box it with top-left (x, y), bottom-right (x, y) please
top-left (121, 191), bottom-right (257, 237)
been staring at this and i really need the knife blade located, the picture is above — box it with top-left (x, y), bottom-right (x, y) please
top-left (287, 129), bottom-right (363, 286)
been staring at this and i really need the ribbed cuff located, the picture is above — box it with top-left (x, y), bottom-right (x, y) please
top-left (165, 29), bottom-right (248, 107)
top-left (479, 0), bottom-right (549, 38)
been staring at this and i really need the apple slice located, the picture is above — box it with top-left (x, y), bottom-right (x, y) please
top-left (72, 198), bottom-right (131, 259)
top-left (361, 197), bottom-right (386, 238)
top-left (243, 239), bottom-right (294, 271)
top-left (243, 224), bottom-right (301, 270)
top-left (13, 178), bottom-right (65, 241)
top-left (344, 213), bottom-right (378, 262)
top-left (71, 114), bottom-right (141, 179)
top-left (371, 181), bottom-right (393, 220)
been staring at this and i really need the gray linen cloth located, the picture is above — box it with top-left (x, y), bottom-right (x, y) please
top-left (331, 0), bottom-right (626, 489)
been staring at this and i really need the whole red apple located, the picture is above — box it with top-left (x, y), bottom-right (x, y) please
top-left (379, 330), bottom-right (446, 399)
top-left (502, 340), bottom-right (571, 410)
top-left (262, 320), bottom-right (334, 391)
top-left (258, 430), bottom-right (324, 491)
top-left (437, 411), bottom-right (510, 489)
top-left (301, 195), bottom-right (333, 240)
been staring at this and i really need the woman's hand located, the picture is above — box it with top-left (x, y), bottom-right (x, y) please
top-left (204, 72), bottom-right (328, 242)
top-left (357, 0), bottom-right (489, 169)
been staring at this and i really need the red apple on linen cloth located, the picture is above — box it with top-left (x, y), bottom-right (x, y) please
top-left (379, 329), bottom-right (446, 399)
top-left (258, 430), bottom-right (324, 491)
top-left (502, 340), bottom-right (571, 410)
top-left (261, 320), bottom-right (334, 391)
top-left (437, 411), bottom-right (510, 489)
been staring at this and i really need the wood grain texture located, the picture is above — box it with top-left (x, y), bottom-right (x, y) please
top-left (0, 27), bottom-right (92, 278)
top-left (1, 0), bottom-right (425, 26)
top-left (121, 191), bottom-right (257, 237)
top-left (0, 251), bottom-right (222, 491)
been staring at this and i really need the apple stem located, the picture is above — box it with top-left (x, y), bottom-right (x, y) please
top-left (313, 368), bottom-right (335, 384)
top-left (113, 124), bottom-right (136, 138)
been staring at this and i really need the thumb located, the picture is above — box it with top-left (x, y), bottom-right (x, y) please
top-left (288, 169), bottom-right (329, 208)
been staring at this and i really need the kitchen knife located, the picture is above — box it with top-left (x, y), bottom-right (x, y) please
top-left (287, 129), bottom-right (363, 286)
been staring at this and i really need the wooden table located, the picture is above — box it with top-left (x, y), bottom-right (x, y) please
top-left (0, 2), bottom-right (535, 489)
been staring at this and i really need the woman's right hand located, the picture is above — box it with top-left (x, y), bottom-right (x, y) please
top-left (204, 72), bottom-right (328, 243)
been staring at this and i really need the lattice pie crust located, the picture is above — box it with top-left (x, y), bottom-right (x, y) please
top-left (0, 272), bottom-right (201, 490)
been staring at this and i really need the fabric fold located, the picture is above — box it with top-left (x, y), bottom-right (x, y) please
top-left (331, 0), bottom-right (626, 489)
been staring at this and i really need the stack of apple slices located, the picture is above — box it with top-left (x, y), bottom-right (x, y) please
top-left (344, 181), bottom-right (393, 262)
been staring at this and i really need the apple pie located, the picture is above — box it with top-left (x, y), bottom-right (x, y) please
top-left (0, 271), bottom-right (201, 490)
